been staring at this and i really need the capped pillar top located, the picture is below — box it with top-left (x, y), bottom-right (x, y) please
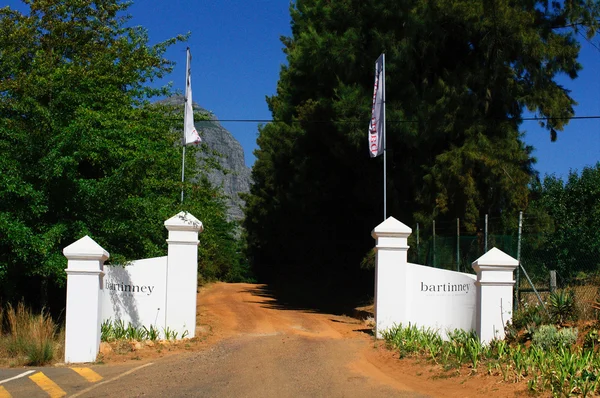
top-left (472, 247), bottom-right (518, 270)
top-left (164, 211), bottom-right (204, 233)
top-left (63, 235), bottom-right (109, 261)
top-left (372, 216), bottom-right (412, 239)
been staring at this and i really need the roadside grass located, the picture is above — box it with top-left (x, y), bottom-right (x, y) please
top-left (381, 292), bottom-right (600, 398)
top-left (0, 302), bottom-right (63, 367)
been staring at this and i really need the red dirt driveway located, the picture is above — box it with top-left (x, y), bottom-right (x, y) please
top-left (77, 283), bottom-right (526, 397)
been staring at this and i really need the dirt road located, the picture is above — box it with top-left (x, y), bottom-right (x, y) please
top-left (66, 283), bottom-right (524, 397)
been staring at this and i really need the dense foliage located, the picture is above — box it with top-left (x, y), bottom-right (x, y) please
top-left (244, 0), bottom-right (600, 300)
top-left (0, 0), bottom-right (242, 312)
top-left (525, 164), bottom-right (600, 280)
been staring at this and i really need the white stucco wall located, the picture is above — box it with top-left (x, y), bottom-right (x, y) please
top-left (101, 256), bottom-right (168, 331)
top-left (373, 217), bottom-right (517, 343)
top-left (405, 263), bottom-right (476, 338)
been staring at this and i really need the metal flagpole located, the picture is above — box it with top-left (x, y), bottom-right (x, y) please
top-left (382, 53), bottom-right (386, 221)
top-left (180, 145), bottom-right (185, 204)
top-left (181, 47), bottom-right (191, 204)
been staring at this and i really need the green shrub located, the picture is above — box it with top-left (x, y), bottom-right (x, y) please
top-left (512, 303), bottom-right (548, 330)
top-left (532, 324), bottom-right (578, 351)
top-left (556, 327), bottom-right (578, 348)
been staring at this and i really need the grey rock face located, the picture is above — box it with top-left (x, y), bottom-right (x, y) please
top-left (195, 117), bottom-right (251, 221)
top-left (160, 96), bottom-right (251, 221)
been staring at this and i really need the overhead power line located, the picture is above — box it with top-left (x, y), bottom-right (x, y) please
top-left (203, 115), bottom-right (600, 124)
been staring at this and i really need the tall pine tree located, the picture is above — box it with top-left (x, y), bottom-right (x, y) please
top-left (244, 0), bottom-right (600, 302)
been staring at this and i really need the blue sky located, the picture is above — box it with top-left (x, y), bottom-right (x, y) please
top-left (6, 1), bottom-right (600, 178)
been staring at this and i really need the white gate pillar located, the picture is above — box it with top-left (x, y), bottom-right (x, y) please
top-left (63, 236), bottom-right (109, 363)
top-left (372, 217), bottom-right (412, 339)
top-left (472, 248), bottom-right (518, 344)
top-left (164, 211), bottom-right (203, 338)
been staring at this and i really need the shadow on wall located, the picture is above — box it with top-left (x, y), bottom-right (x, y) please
top-left (105, 265), bottom-right (141, 327)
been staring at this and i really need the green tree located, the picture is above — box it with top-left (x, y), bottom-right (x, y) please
top-left (526, 164), bottom-right (600, 279)
top-left (244, 0), bottom-right (600, 299)
top-left (0, 0), bottom-right (241, 310)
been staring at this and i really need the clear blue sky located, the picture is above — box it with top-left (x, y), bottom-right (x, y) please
top-left (7, 0), bottom-right (600, 178)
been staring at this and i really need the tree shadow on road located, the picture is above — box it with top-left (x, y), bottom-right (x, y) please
top-left (241, 282), bottom-right (372, 319)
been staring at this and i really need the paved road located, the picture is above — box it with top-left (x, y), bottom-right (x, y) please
top-left (85, 335), bottom-right (426, 398)
top-left (0, 363), bottom-right (147, 397)
top-left (0, 283), bottom-right (525, 397)
top-left (84, 283), bottom-right (425, 397)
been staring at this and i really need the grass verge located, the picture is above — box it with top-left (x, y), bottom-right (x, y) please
top-left (0, 302), bottom-right (63, 366)
top-left (382, 323), bottom-right (600, 397)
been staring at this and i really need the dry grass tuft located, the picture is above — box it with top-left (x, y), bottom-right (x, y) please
top-left (0, 302), bottom-right (62, 366)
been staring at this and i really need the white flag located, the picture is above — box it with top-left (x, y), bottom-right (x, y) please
top-left (368, 54), bottom-right (384, 157)
top-left (184, 47), bottom-right (201, 145)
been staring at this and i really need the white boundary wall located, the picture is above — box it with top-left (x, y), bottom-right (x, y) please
top-left (101, 256), bottom-right (168, 331)
top-left (63, 211), bottom-right (203, 363)
top-left (373, 217), bottom-right (518, 343)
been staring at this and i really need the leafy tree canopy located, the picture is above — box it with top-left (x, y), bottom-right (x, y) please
top-left (0, 0), bottom-right (242, 310)
top-left (244, 0), bottom-right (600, 298)
top-left (526, 164), bottom-right (600, 279)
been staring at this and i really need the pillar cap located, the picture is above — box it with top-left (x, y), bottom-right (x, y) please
top-left (164, 211), bottom-right (204, 233)
top-left (63, 235), bottom-right (109, 261)
top-left (372, 216), bottom-right (412, 239)
top-left (472, 247), bottom-right (518, 270)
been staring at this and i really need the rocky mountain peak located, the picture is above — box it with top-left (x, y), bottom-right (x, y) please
top-left (160, 96), bottom-right (251, 221)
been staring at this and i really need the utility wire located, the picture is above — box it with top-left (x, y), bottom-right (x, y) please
top-left (200, 115), bottom-right (600, 123)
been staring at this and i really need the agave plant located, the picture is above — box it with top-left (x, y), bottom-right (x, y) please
top-left (548, 290), bottom-right (577, 324)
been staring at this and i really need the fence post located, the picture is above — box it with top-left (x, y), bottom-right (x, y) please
top-left (432, 220), bottom-right (436, 268)
top-left (164, 211), bottom-right (203, 338)
top-left (456, 218), bottom-right (460, 272)
top-left (515, 211), bottom-right (523, 313)
top-left (484, 214), bottom-right (488, 253)
top-left (63, 236), bottom-right (109, 363)
top-left (550, 270), bottom-right (557, 293)
top-left (372, 217), bottom-right (412, 339)
top-left (472, 247), bottom-right (518, 344)
top-left (416, 223), bottom-right (420, 264)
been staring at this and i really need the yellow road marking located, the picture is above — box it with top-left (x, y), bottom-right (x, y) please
top-left (29, 372), bottom-right (66, 398)
top-left (70, 367), bottom-right (103, 383)
top-left (0, 386), bottom-right (12, 398)
top-left (70, 362), bottom-right (154, 398)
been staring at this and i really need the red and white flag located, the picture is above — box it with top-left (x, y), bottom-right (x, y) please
top-left (368, 54), bottom-right (384, 157)
top-left (184, 47), bottom-right (201, 145)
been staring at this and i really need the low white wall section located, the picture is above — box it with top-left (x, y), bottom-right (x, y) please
top-left (373, 216), bottom-right (518, 343)
top-left (406, 263), bottom-right (476, 338)
top-left (63, 211), bottom-right (203, 363)
top-left (101, 256), bottom-right (168, 331)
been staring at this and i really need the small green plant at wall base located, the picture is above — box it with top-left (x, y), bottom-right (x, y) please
top-left (125, 324), bottom-right (146, 341)
top-left (163, 327), bottom-right (179, 341)
top-left (112, 320), bottom-right (127, 340)
top-left (101, 320), bottom-right (162, 342)
top-left (143, 325), bottom-right (160, 341)
top-left (101, 319), bottom-right (114, 342)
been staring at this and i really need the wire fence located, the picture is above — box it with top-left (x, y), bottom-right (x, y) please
top-left (407, 213), bottom-right (600, 319)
